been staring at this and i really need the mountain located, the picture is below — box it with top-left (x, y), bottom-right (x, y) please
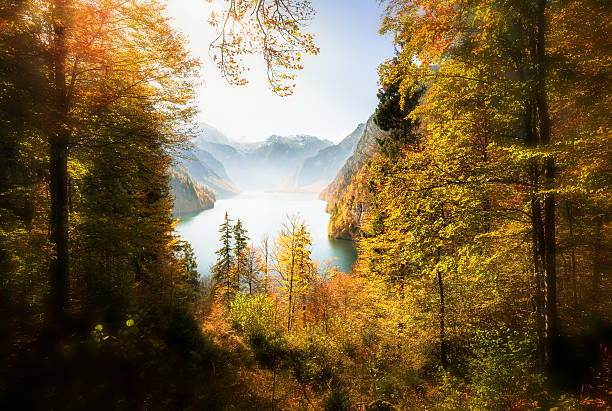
top-left (288, 123), bottom-right (365, 192)
top-left (195, 122), bottom-right (232, 145)
top-left (320, 116), bottom-right (386, 239)
top-left (176, 149), bottom-right (239, 198)
top-left (170, 167), bottom-right (215, 216)
top-left (197, 131), bottom-right (334, 190)
top-left (193, 148), bottom-right (232, 181)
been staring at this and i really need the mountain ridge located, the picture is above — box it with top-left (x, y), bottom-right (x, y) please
top-left (195, 123), bottom-right (334, 191)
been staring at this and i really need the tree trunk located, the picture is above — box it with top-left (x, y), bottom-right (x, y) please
top-left (535, 0), bottom-right (558, 372)
top-left (525, 93), bottom-right (546, 367)
top-left (592, 215), bottom-right (602, 308)
top-left (435, 247), bottom-right (447, 369)
top-left (543, 177), bottom-right (558, 370)
top-left (565, 202), bottom-right (578, 305)
top-left (531, 193), bottom-right (546, 367)
top-left (287, 233), bottom-right (296, 332)
top-left (49, 0), bottom-right (71, 325)
top-left (49, 137), bottom-right (70, 322)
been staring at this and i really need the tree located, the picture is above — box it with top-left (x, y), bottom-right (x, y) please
top-left (2, 0), bottom-right (198, 325)
top-left (378, 0), bottom-right (565, 372)
top-left (175, 240), bottom-right (200, 300)
top-left (233, 218), bottom-right (250, 289)
top-left (373, 71), bottom-right (424, 158)
top-left (273, 215), bottom-right (314, 332)
top-left (243, 245), bottom-right (262, 295)
top-left (209, 0), bottom-right (320, 95)
top-left (260, 234), bottom-right (271, 293)
top-left (369, 0), bottom-right (611, 381)
top-left (214, 212), bottom-right (236, 308)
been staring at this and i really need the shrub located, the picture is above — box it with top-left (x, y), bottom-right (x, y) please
top-left (467, 328), bottom-right (547, 409)
top-left (230, 293), bottom-right (277, 342)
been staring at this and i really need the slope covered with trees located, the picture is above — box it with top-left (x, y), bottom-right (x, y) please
top-left (169, 167), bottom-right (215, 215)
top-left (0, 0), bottom-right (320, 408)
top-left (175, 148), bottom-right (239, 199)
top-left (329, 0), bottom-right (611, 406)
top-left (321, 116), bottom-right (386, 239)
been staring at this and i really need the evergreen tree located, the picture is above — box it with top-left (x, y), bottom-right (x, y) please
top-left (373, 74), bottom-right (424, 158)
top-left (213, 212), bottom-right (235, 308)
top-left (174, 240), bottom-right (200, 301)
top-left (233, 218), bottom-right (250, 291)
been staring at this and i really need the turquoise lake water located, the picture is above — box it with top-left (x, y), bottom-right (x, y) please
top-left (175, 192), bottom-right (357, 276)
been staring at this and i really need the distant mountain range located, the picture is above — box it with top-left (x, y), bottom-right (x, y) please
top-left (170, 120), bottom-right (370, 216)
top-left (195, 125), bottom-right (337, 191)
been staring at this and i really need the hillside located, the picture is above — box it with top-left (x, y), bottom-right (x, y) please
top-left (176, 149), bottom-right (239, 198)
top-left (320, 117), bottom-right (385, 239)
top-left (169, 167), bottom-right (215, 215)
top-left (288, 123), bottom-right (365, 192)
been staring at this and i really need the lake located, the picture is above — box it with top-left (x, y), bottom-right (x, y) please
top-left (175, 192), bottom-right (357, 276)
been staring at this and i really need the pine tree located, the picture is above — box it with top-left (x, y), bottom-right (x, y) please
top-left (233, 218), bottom-right (250, 292)
top-left (214, 212), bottom-right (235, 308)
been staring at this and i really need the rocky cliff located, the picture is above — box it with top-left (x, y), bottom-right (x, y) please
top-left (320, 116), bottom-right (385, 239)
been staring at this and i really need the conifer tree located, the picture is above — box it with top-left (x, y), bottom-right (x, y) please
top-left (233, 218), bottom-right (250, 290)
top-left (214, 212), bottom-right (235, 308)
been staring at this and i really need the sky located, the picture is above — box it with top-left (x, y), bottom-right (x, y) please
top-left (165, 0), bottom-right (395, 143)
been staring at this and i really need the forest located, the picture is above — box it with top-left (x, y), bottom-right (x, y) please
top-left (1, 0), bottom-right (610, 409)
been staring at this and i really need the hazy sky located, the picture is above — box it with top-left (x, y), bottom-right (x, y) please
top-left (166, 0), bottom-right (394, 143)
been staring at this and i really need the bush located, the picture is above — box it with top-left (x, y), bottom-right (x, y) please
top-left (324, 387), bottom-right (352, 411)
top-left (230, 293), bottom-right (287, 367)
top-left (230, 293), bottom-right (277, 342)
top-left (467, 328), bottom-right (547, 409)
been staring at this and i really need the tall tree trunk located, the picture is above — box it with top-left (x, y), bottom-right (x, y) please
top-left (531, 193), bottom-right (547, 367)
top-left (49, 0), bottom-right (71, 324)
top-left (535, 0), bottom-right (558, 372)
top-left (525, 94), bottom-right (547, 367)
top-left (287, 233), bottom-right (296, 332)
top-left (435, 247), bottom-right (447, 369)
top-left (565, 202), bottom-right (578, 305)
top-left (49, 138), bottom-right (70, 321)
top-left (592, 215), bottom-right (602, 309)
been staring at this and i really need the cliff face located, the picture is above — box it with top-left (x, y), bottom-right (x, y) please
top-left (327, 166), bottom-right (372, 239)
top-left (170, 167), bottom-right (215, 216)
top-left (320, 116), bottom-right (385, 240)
